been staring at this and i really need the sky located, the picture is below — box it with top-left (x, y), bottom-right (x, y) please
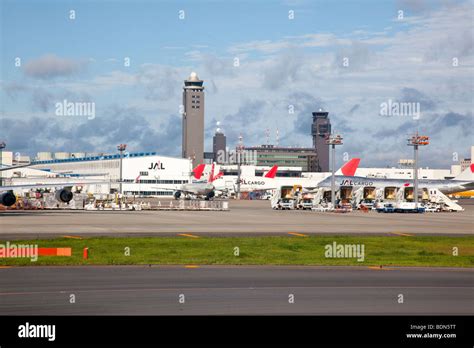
top-left (0, 0), bottom-right (473, 168)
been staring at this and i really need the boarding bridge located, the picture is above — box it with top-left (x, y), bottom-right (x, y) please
top-left (427, 188), bottom-right (464, 212)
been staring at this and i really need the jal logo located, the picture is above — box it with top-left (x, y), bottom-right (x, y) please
top-left (340, 179), bottom-right (373, 186)
top-left (148, 161), bottom-right (165, 170)
top-left (239, 179), bottom-right (265, 186)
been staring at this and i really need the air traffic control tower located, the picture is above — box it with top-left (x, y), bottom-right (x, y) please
top-left (182, 72), bottom-right (205, 167)
top-left (311, 109), bottom-right (331, 172)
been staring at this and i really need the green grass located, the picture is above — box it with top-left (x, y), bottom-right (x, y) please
top-left (0, 236), bottom-right (473, 267)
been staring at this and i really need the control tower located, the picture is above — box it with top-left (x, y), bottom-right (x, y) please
top-left (182, 72), bottom-right (205, 167)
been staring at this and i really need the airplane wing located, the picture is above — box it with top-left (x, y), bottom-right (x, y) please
top-left (0, 163), bottom-right (35, 172)
top-left (150, 186), bottom-right (179, 192)
top-left (0, 181), bottom-right (106, 192)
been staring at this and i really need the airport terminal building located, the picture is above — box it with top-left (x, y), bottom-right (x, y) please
top-left (22, 152), bottom-right (193, 196)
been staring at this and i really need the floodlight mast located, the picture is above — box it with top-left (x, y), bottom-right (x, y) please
top-left (117, 144), bottom-right (127, 195)
top-left (407, 133), bottom-right (429, 208)
top-left (326, 133), bottom-right (343, 210)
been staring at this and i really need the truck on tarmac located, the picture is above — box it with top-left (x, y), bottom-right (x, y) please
top-left (271, 185), bottom-right (303, 210)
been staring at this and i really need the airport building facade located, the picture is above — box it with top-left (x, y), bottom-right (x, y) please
top-left (21, 152), bottom-right (194, 196)
top-left (242, 145), bottom-right (318, 172)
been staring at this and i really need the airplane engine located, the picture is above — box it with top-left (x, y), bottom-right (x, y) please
top-left (55, 188), bottom-right (73, 203)
top-left (0, 191), bottom-right (16, 206)
top-left (174, 191), bottom-right (182, 199)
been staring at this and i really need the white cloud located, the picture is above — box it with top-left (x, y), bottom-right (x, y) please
top-left (23, 54), bottom-right (86, 79)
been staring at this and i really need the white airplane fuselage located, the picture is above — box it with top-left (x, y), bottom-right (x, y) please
top-left (317, 175), bottom-right (474, 195)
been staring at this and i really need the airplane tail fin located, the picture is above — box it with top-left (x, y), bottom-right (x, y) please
top-left (208, 163), bottom-right (215, 183)
top-left (192, 164), bottom-right (206, 180)
top-left (336, 158), bottom-right (360, 176)
top-left (212, 171), bottom-right (224, 181)
top-left (207, 162), bottom-right (224, 182)
top-left (454, 164), bottom-right (474, 181)
top-left (264, 165), bottom-right (278, 178)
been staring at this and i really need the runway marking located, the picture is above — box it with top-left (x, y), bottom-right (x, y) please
top-left (368, 266), bottom-right (394, 271)
top-left (391, 232), bottom-right (414, 237)
top-left (0, 266), bottom-right (12, 269)
top-left (178, 233), bottom-right (200, 239)
top-left (288, 232), bottom-right (308, 237)
top-left (185, 265), bottom-right (200, 269)
top-left (1, 286), bottom-right (472, 296)
top-left (62, 235), bottom-right (83, 239)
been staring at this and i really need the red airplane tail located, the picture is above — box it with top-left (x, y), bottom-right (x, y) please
top-left (264, 165), bottom-right (278, 178)
top-left (337, 158), bottom-right (360, 176)
top-left (192, 164), bottom-right (206, 180)
top-left (208, 163), bottom-right (215, 183)
top-left (207, 163), bottom-right (223, 182)
top-left (212, 171), bottom-right (224, 181)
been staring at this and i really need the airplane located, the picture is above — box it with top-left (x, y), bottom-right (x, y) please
top-left (211, 165), bottom-right (279, 193)
top-left (316, 162), bottom-right (474, 196)
top-left (1, 164), bottom-right (107, 207)
top-left (0, 163), bottom-right (93, 207)
top-left (210, 159), bottom-right (360, 194)
top-left (164, 163), bottom-right (279, 199)
top-left (158, 163), bottom-right (221, 200)
top-left (0, 181), bottom-right (102, 207)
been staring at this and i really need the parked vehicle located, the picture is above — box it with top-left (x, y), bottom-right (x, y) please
top-left (394, 202), bottom-right (425, 213)
top-left (278, 198), bottom-right (295, 210)
top-left (271, 185), bottom-right (301, 210)
top-left (376, 203), bottom-right (395, 213)
top-left (296, 193), bottom-right (314, 210)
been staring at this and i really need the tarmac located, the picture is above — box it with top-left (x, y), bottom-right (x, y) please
top-left (0, 265), bottom-right (472, 315)
top-left (0, 199), bottom-right (473, 239)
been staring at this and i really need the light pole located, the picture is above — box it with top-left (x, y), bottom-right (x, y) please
top-left (0, 142), bottom-right (6, 187)
top-left (236, 134), bottom-right (243, 200)
top-left (326, 133), bottom-right (343, 209)
top-left (407, 133), bottom-right (429, 208)
top-left (117, 144), bottom-right (127, 195)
